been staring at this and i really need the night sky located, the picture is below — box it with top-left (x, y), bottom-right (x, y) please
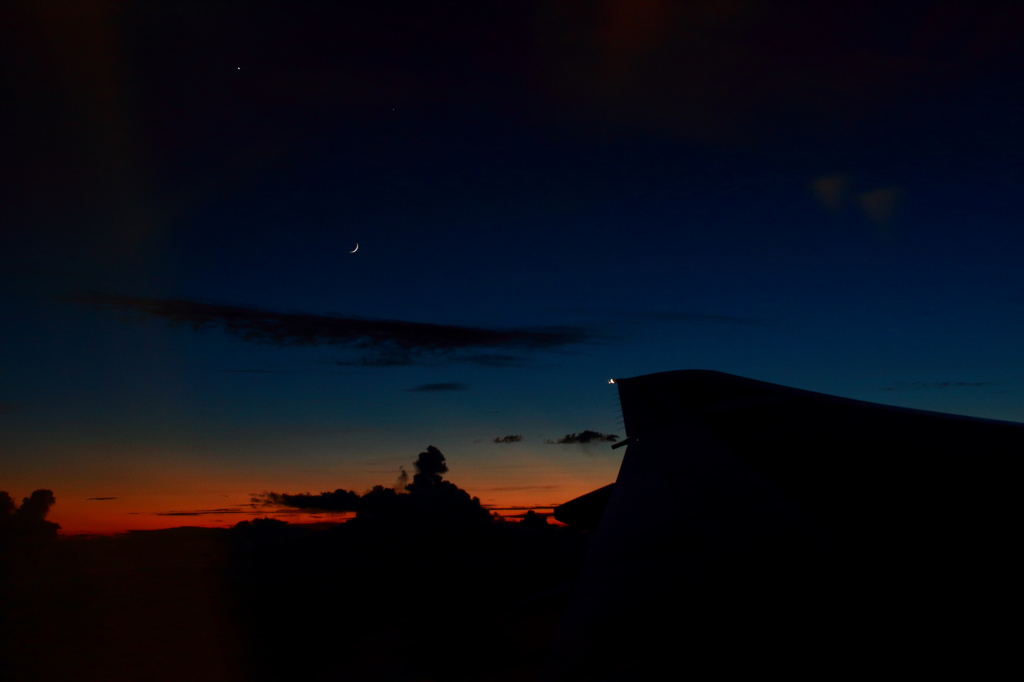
top-left (4, 0), bottom-right (1024, 534)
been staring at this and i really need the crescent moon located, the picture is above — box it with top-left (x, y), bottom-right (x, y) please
top-left (350, 243), bottom-right (359, 253)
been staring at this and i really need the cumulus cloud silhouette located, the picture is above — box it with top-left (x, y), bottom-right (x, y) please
top-left (256, 446), bottom-right (491, 528)
top-left (518, 510), bottom-right (551, 529)
top-left (410, 445), bottom-right (448, 487)
top-left (0, 491), bottom-right (14, 517)
top-left (493, 435), bottom-right (523, 443)
top-left (546, 430), bottom-right (618, 444)
top-left (396, 466), bottom-right (410, 490)
top-left (72, 292), bottom-right (589, 366)
top-left (1, 489), bottom-right (61, 543)
top-left (15, 490), bottom-right (56, 523)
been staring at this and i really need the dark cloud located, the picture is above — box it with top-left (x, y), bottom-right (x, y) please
top-left (0, 492), bottom-right (14, 517)
top-left (411, 446), bottom-right (448, 485)
top-left (492, 435), bottom-right (523, 443)
top-left (882, 381), bottom-right (999, 391)
top-left (255, 490), bottom-right (361, 513)
top-left (406, 382), bottom-right (469, 392)
top-left (230, 516), bottom-right (292, 541)
top-left (152, 505), bottom-right (304, 517)
top-left (71, 292), bottom-right (589, 366)
top-left (518, 510), bottom-right (550, 529)
top-left (1, 489), bottom-right (61, 543)
top-left (546, 430), bottom-right (619, 444)
top-left (86, 497), bottom-right (117, 501)
top-left (16, 490), bottom-right (56, 523)
top-left (258, 446), bottom-right (492, 528)
top-left (0, 403), bottom-right (21, 414)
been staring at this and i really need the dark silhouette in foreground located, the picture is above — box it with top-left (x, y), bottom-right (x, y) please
top-left (544, 370), bottom-right (1024, 680)
top-left (1, 450), bottom-right (587, 682)
top-left (7, 371), bottom-right (1021, 681)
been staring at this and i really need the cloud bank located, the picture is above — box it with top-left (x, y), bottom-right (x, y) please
top-left (72, 292), bottom-right (590, 366)
top-left (1, 489), bottom-right (61, 542)
top-left (256, 446), bottom-right (492, 528)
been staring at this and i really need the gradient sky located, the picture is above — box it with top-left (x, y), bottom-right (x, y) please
top-left (3, 0), bottom-right (1024, 534)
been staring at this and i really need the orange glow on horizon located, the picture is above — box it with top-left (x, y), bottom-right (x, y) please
top-left (49, 490), bottom-right (579, 535)
top-left (21, 443), bottom-right (618, 535)
top-left (52, 497), bottom-right (356, 536)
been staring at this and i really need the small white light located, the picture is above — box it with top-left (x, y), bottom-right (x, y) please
top-left (608, 379), bottom-right (616, 384)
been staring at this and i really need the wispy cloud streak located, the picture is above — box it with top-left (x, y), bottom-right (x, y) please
top-left (492, 435), bottom-right (523, 443)
top-left (71, 292), bottom-right (591, 365)
top-left (546, 430), bottom-right (618, 444)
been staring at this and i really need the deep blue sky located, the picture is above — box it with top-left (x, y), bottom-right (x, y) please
top-left (3, 0), bottom-right (1024, 532)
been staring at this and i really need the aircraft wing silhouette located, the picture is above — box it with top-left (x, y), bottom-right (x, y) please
top-left (543, 370), bottom-right (1024, 680)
